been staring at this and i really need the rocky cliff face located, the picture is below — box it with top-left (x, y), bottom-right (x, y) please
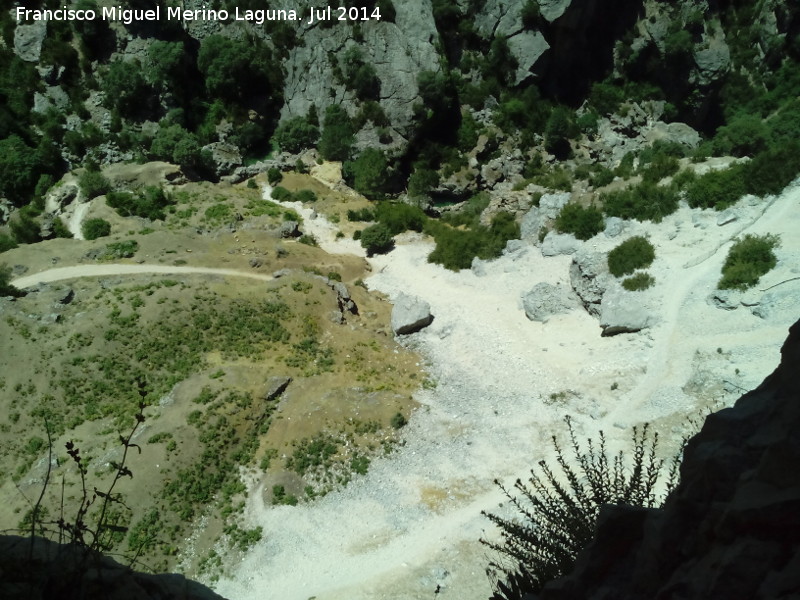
top-left (533, 318), bottom-right (800, 600)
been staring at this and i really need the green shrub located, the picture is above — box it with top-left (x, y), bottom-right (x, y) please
top-left (482, 418), bottom-right (679, 597)
top-left (589, 167), bottom-right (614, 188)
top-left (741, 143), bottom-right (800, 197)
top-left (555, 204), bottom-right (604, 241)
top-left (718, 233), bottom-right (779, 291)
top-left (427, 212), bottom-right (519, 271)
top-left (0, 233), bottom-right (18, 253)
top-left (442, 192), bottom-right (491, 228)
top-left (347, 207), bottom-right (376, 222)
top-left (375, 202), bottom-right (426, 234)
top-left (82, 218), bottom-right (111, 240)
top-left (52, 218), bottom-right (73, 239)
top-left (298, 234), bottom-right (318, 247)
top-left (106, 187), bottom-right (172, 220)
top-left (602, 181), bottom-right (679, 222)
top-left (271, 186), bottom-right (293, 201)
top-left (685, 167), bottom-right (746, 209)
top-left (360, 223), bottom-right (394, 256)
top-left (294, 189), bottom-right (317, 203)
top-left (79, 169), bottom-right (111, 199)
top-left (390, 412), bottom-right (407, 429)
top-left (267, 167), bottom-right (283, 186)
top-left (622, 272), bottom-right (655, 291)
top-left (0, 264), bottom-right (24, 297)
top-left (712, 113), bottom-right (769, 157)
top-left (100, 240), bottom-right (139, 260)
top-left (608, 236), bottom-right (655, 277)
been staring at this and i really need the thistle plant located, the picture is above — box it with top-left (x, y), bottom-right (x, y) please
top-left (481, 417), bottom-right (683, 600)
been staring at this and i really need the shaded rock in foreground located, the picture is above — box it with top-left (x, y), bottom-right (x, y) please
top-left (391, 293), bottom-right (433, 335)
top-left (0, 535), bottom-right (228, 600)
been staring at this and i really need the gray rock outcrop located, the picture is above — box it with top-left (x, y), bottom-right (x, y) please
top-left (569, 249), bottom-right (611, 317)
top-left (391, 293), bottom-right (433, 335)
top-left (522, 282), bottom-right (579, 323)
top-left (13, 21), bottom-right (47, 62)
top-left (599, 284), bottom-right (658, 336)
top-left (533, 319), bottom-right (800, 600)
top-left (520, 192), bottom-right (571, 243)
top-left (262, 376), bottom-right (292, 401)
top-left (603, 217), bottom-right (624, 238)
top-left (540, 231), bottom-right (581, 257)
top-left (278, 221), bottom-right (300, 238)
top-left (201, 142), bottom-right (242, 177)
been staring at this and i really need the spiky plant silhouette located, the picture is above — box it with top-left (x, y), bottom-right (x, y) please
top-left (481, 417), bottom-right (682, 600)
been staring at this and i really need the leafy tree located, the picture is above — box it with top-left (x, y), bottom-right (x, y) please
top-left (145, 40), bottom-right (187, 93)
top-left (555, 204), bottom-right (604, 240)
top-left (607, 236), bottom-right (656, 277)
top-left (348, 148), bottom-right (389, 199)
top-left (102, 59), bottom-right (150, 117)
top-left (408, 168), bottom-right (440, 198)
top-left (274, 116), bottom-right (320, 153)
top-left (8, 205), bottom-right (41, 244)
top-left (0, 135), bottom-right (42, 206)
top-left (545, 106), bottom-right (577, 158)
top-left (82, 218), bottom-right (111, 240)
top-left (712, 113), bottom-right (769, 157)
top-left (197, 35), bottom-right (278, 105)
top-left (360, 222), bottom-right (394, 256)
top-left (319, 105), bottom-right (354, 161)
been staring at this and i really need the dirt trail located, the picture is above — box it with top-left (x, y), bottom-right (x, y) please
top-left (11, 264), bottom-right (275, 289)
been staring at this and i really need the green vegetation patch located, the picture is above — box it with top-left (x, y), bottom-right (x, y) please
top-left (427, 211), bottom-right (520, 271)
top-left (622, 272), bottom-right (655, 291)
top-left (608, 236), bottom-right (656, 277)
top-left (718, 233), bottom-right (780, 291)
top-left (602, 181), bottom-right (679, 223)
top-left (555, 204), bottom-right (604, 241)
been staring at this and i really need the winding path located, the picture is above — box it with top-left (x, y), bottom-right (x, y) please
top-left (11, 264), bottom-right (275, 289)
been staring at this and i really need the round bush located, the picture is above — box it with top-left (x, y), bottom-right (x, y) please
top-left (718, 233), bottom-right (779, 290)
top-left (82, 218), bottom-right (111, 240)
top-left (607, 236), bottom-right (655, 277)
top-left (360, 223), bottom-right (394, 256)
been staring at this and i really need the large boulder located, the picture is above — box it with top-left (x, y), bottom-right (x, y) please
top-left (599, 284), bottom-right (658, 336)
top-left (391, 293), bottom-right (434, 335)
top-left (540, 231), bottom-right (581, 257)
top-left (201, 142), bottom-right (242, 177)
top-left (520, 192), bottom-right (571, 243)
top-left (569, 249), bottom-right (611, 317)
top-left (13, 20), bottom-right (47, 62)
top-left (522, 282), bottom-right (579, 323)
